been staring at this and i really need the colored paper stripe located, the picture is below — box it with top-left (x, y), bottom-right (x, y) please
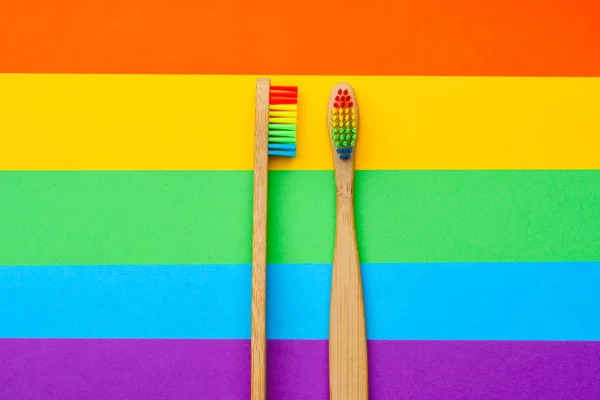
top-left (1, 339), bottom-right (599, 399)
top-left (1, 263), bottom-right (599, 340)
top-left (1, 0), bottom-right (599, 76)
top-left (1, 74), bottom-right (600, 170)
top-left (1, 171), bottom-right (598, 266)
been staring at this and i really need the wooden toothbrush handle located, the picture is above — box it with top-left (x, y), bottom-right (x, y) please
top-left (251, 78), bottom-right (270, 400)
top-left (329, 189), bottom-right (369, 400)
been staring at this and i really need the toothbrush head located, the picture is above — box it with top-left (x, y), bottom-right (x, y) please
top-left (328, 84), bottom-right (358, 161)
top-left (268, 86), bottom-right (298, 157)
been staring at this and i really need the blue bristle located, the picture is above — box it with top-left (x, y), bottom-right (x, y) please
top-left (268, 150), bottom-right (296, 157)
top-left (337, 145), bottom-right (355, 160)
top-left (268, 143), bottom-right (296, 157)
top-left (268, 143), bottom-right (296, 151)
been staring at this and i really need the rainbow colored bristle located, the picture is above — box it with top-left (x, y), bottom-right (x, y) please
top-left (268, 85), bottom-right (298, 157)
top-left (331, 88), bottom-right (356, 160)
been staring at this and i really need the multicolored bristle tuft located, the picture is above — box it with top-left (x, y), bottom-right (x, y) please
top-left (331, 88), bottom-right (357, 160)
top-left (268, 85), bottom-right (298, 157)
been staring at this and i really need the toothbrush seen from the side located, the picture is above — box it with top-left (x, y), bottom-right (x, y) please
top-left (251, 78), bottom-right (298, 400)
top-left (326, 83), bottom-right (369, 400)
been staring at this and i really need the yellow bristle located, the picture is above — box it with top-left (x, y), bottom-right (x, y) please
top-left (268, 117), bottom-right (296, 124)
top-left (269, 111), bottom-right (296, 118)
top-left (269, 104), bottom-right (297, 111)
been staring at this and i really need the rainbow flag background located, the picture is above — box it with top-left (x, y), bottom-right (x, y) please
top-left (1, 0), bottom-right (599, 398)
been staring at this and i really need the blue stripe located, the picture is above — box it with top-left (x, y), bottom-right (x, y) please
top-left (0, 262), bottom-right (599, 340)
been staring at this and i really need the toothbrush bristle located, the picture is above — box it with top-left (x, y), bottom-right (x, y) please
top-left (268, 85), bottom-right (298, 157)
top-left (331, 87), bottom-right (356, 160)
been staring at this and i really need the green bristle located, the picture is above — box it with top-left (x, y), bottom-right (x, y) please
top-left (268, 124), bottom-right (296, 131)
top-left (268, 137), bottom-right (296, 144)
top-left (268, 131), bottom-right (296, 137)
top-left (268, 110), bottom-right (297, 146)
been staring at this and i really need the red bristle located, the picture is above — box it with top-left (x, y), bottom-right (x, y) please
top-left (270, 86), bottom-right (298, 93)
top-left (271, 91), bottom-right (297, 99)
top-left (335, 96), bottom-right (340, 101)
top-left (348, 101), bottom-right (354, 107)
top-left (340, 102), bottom-right (346, 107)
top-left (270, 98), bottom-right (298, 105)
top-left (337, 89), bottom-right (342, 95)
top-left (333, 103), bottom-right (339, 108)
top-left (270, 94), bottom-right (297, 100)
top-left (343, 89), bottom-right (348, 95)
top-left (346, 96), bottom-right (351, 101)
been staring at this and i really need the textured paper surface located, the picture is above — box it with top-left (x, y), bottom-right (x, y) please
top-left (1, 75), bottom-right (599, 170)
top-left (1, 0), bottom-right (598, 397)
top-left (1, 0), bottom-right (599, 76)
top-left (1, 263), bottom-right (599, 340)
top-left (1, 339), bottom-right (599, 399)
top-left (1, 171), bottom-right (598, 265)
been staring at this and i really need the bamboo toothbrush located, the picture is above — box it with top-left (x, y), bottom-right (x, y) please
top-left (326, 83), bottom-right (368, 400)
top-left (251, 78), bottom-right (298, 400)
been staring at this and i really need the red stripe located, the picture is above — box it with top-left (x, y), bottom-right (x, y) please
top-left (0, 0), bottom-right (598, 76)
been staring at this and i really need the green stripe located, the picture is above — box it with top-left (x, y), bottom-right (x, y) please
top-left (0, 171), bottom-right (598, 265)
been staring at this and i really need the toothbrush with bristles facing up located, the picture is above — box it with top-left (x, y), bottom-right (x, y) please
top-left (251, 78), bottom-right (298, 400)
top-left (326, 83), bottom-right (369, 400)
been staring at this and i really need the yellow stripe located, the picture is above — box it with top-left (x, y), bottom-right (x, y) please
top-left (0, 74), bottom-right (598, 170)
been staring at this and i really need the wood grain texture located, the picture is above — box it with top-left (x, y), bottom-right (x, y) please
top-left (326, 83), bottom-right (369, 399)
top-left (251, 77), bottom-right (270, 400)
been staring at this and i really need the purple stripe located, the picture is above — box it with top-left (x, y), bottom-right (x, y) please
top-left (1, 339), bottom-right (599, 399)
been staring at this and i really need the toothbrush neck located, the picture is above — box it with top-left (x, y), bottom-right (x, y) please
top-left (334, 176), bottom-right (357, 253)
top-left (336, 179), bottom-right (354, 204)
top-left (335, 165), bottom-right (355, 201)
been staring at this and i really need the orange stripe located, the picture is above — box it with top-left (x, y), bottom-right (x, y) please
top-left (0, 0), bottom-right (599, 76)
